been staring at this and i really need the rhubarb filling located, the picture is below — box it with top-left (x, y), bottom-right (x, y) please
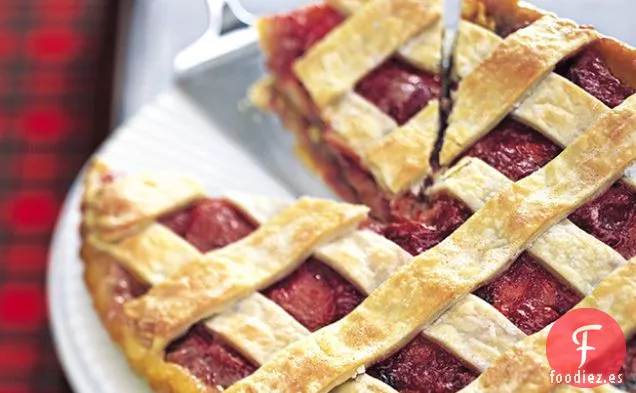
top-left (261, 257), bottom-right (366, 332)
top-left (158, 199), bottom-right (256, 253)
top-left (165, 325), bottom-right (258, 388)
top-left (355, 58), bottom-right (441, 126)
top-left (569, 181), bottom-right (636, 260)
top-left (461, 118), bottom-right (562, 181)
top-left (367, 335), bottom-right (479, 392)
top-left (474, 253), bottom-right (582, 335)
top-left (372, 194), bottom-right (472, 256)
top-left (154, 194), bottom-right (482, 390)
top-left (558, 46), bottom-right (636, 109)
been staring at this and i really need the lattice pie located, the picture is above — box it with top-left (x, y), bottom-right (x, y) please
top-left (82, 0), bottom-right (636, 392)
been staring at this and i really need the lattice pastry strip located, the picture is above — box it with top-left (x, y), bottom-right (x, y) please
top-left (83, 165), bottom-right (205, 242)
top-left (458, 257), bottom-right (636, 393)
top-left (431, 157), bottom-right (626, 295)
top-left (294, 0), bottom-right (441, 109)
top-left (83, 162), bottom-right (408, 392)
top-left (441, 15), bottom-right (598, 166)
top-left (87, 224), bottom-right (202, 285)
top-left (124, 197), bottom-right (369, 350)
top-left (205, 294), bottom-right (398, 393)
top-left (453, 20), bottom-right (611, 151)
top-left (227, 93), bottom-right (636, 392)
top-left (83, 161), bottom-right (543, 392)
top-left (325, 0), bottom-right (442, 74)
top-left (88, 166), bottom-right (526, 391)
top-left (422, 294), bottom-right (525, 372)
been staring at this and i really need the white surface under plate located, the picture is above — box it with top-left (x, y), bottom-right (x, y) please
top-left (48, 1), bottom-right (636, 392)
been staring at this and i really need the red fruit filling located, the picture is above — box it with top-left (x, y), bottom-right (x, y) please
top-left (112, 264), bottom-right (150, 301)
top-left (559, 46), bottom-right (635, 108)
top-left (262, 257), bottom-right (365, 332)
top-left (368, 335), bottom-right (478, 393)
top-left (166, 324), bottom-right (257, 388)
top-left (569, 181), bottom-right (636, 259)
top-left (616, 336), bottom-right (636, 392)
top-left (106, 198), bottom-right (257, 306)
top-left (159, 199), bottom-right (259, 385)
top-left (159, 199), bottom-right (256, 253)
top-left (379, 195), bottom-right (472, 255)
top-left (463, 118), bottom-right (562, 181)
top-left (474, 253), bottom-right (582, 335)
top-left (160, 201), bottom-right (366, 384)
top-left (264, 4), bottom-right (344, 76)
top-left (355, 58), bottom-right (441, 125)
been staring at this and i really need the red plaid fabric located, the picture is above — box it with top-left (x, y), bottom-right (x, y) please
top-left (0, 1), bottom-right (119, 392)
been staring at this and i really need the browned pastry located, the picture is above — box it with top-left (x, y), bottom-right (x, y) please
top-left (81, 0), bottom-right (636, 392)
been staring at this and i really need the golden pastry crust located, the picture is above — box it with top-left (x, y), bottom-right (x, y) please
top-left (432, 157), bottom-right (627, 295)
top-left (83, 243), bottom-right (216, 393)
top-left (124, 197), bottom-right (369, 352)
top-left (326, 0), bottom-right (443, 74)
top-left (513, 73), bottom-right (610, 146)
top-left (364, 100), bottom-right (440, 193)
top-left (84, 0), bottom-right (636, 390)
top-left (453, 21), bottom-right (501, 79)
top-left (81, 163), bottom-right (221, 393)
top-left (423, 294), bottom-right (525, 372)
top-left (81, 161), bottom-right (408, 393)
top-left (84, 166), bottom-right (205, 242)
top-left (454, 21), bottom-right (611, 149)
top-left (324, 92), bottom-right (397, 152)
top-left (398, 19), bottom-right (443, 74)
top-left (87, 223), bottom-right (201, 285)
top-left (441, 15), bottom-right (598, 165)
top-left (205, 293), bottom-right (309, 365)
top-left (294, 0), bottom-right (441, 109)
top-left (325, 0), bottom-right (368, 15)
top-left (225, 97), bottom-right (636, 392)
top-left (314, 229), bottom-right (412, 295)
top-left (460, 257), bottom-right (636, 393)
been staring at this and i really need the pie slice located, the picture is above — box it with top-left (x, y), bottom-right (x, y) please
top-left (251, 0), bottom-right (445, 220)
top-left (81, 0), bottom-right (636, 392)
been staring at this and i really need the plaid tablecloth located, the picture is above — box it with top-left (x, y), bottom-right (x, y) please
top-left (0, 1), bottom-right (119, 392)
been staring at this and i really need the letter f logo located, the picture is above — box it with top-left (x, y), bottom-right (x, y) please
top-left (572, 324), bottom-right (602, 368)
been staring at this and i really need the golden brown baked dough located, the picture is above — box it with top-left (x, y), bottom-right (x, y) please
top-left (228, 95), bottom-right (636, 392)
top-left (82, 0), bottom-right (636, 391)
